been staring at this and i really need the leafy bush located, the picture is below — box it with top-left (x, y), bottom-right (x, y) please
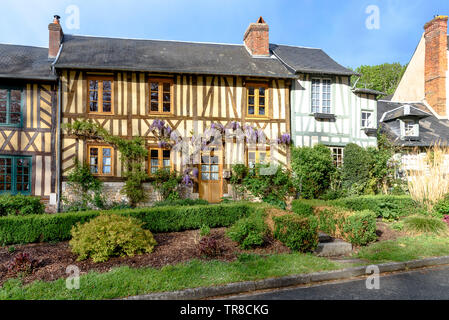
top-left (150, 169), bottom-right (183, 201)
top-left (291, 201), bottom-right (314, 217)
top-left (316, 207), bottom-right (377, 246)
top-left (331, 195), bottom-right (419, 220)
top-left (341, 143), bottom-right (371, 194)
top-left (0, 203), bottom-right (252, 245)
top-left (433, 194), bottom-right (449, 218)
top-left (198, 236), bottom-right (223, 257)
top-left (291, 144), bottom-right (335, 199)
top-left (227, 211), bottom-right (269, 249)
top-left (273, 214), bottom-right (319, 252)
top-left (70, 214), bottom-right (157, 263)
top-left (7, 253), bottom-right (42, 276)
top-left (152, 198), bottom-right (209, 207)
top-left (402, 215), bottom-right (448, 235)
top-left (199, 224), bottom-right (211, 237)
top-left (0, 194), bottom-right (45, 216)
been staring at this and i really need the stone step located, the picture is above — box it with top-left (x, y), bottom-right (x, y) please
top-left (314, 239), bottom-right (353, 257)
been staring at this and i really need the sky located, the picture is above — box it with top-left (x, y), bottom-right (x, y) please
top-left (0, 0), bottom-right (448, 69)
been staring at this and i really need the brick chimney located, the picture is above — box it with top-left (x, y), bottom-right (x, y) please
top-left (48, 15), bottom-right (63, 59)
top-left (243, 17), bottom-right (269, 56)
top-left (424, 15), bottom-right (448, 116)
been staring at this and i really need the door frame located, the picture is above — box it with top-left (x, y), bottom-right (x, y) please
top-left (198, 147), bottom-right (223, 203)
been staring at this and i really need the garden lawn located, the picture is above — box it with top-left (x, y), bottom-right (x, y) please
top-left (0, 253), bottom-right (342, 300)
top-left (357, 235), bottom-right (449, 263)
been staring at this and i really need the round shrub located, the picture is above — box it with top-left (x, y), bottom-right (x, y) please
top-left (69, 214), bottom-right (157, 263)
top-left (226, 212), bottom-right (269, 249)
top-left (403, 215), bottom-right (448, 235)
top-left (273, 214), bottom-right (319, 252)
top-left (433, 194), bottom-right (449, 218)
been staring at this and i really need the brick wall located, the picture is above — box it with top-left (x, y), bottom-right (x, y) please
top-left (243, 18), bottom-right (269, 56)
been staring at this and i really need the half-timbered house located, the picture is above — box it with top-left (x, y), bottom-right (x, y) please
top-left (52, 17), bottom-right (295, 203)
top-left (0, 42), bottom-right (58, 210)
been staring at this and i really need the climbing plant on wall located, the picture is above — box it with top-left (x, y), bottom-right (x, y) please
top-left (64, 120), bottom-right (148, 207)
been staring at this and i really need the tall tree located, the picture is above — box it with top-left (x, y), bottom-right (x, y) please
top-left (350, 63), bottom-right (407, 96)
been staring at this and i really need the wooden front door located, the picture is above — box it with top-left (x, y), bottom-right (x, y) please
top-left (199, 149), bottom-right (222, 203)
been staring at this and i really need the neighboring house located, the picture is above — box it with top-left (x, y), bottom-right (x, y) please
top-left (271, 45), bottom-right (383, 166)
top-left (0, 43), bottom-right (58, 210)
top-left (51, 16), bottom-right (294, 204)
top-left (378, 15), bottom-right (449, 169)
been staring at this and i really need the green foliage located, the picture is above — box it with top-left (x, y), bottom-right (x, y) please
top-left (227, 211), bottom-right (269, 249)
top-left (331, 195), bottom-right (419, 220)
top-left (231, 163), bottom-right (295, 209)
top-left (291, 144), bottom-right (335, 199)
top-left (0, 194), bottom-right (45, 216)
top-left (273, 214), bottom-right (319, 252)
top-left (432, 194), bottom-right (449, 218)
top-left (199, 224), bottom-right (211, 237)
top-left (316, 207), bottom-right (377, 246)
top-left (64, 120), bottom-right (148, 207)
top-left (0, 203), bottom-right (251, 245)
top-left (70, 214), bottom-right (157, 263)
top-left (341, 143), bottom-right (371, 194)
top-left (150, 169), bottom-right (183, 201)
top-left (351, 62), bottom-right (407, 96)
top-left (62, 160), bottom-right (104, 212)
top-left (291, 200), bottom-right (314, 217)
top-left (152, 198), bottom-right (209, 207)
top-left (402, 215), bottom-right (448, 235)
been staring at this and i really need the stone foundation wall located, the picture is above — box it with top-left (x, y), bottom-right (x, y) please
top-left (61, 181), bottom-right (197, 208)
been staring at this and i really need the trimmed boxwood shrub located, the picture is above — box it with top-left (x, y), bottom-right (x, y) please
top-left (316, 207), bottom-right (377, 246)
top-left (227, 210), bottom-right (269, 249)
top-left (273, 214), bottom-right (319, 252)
top-left (291, 200), bottom-right (314, 217)
top-left (0, 203), bottom-right (251, 245)
top-left (0, 194), bottom-right (45, 216)
top-left (152, 199), bottom-right (209, 207)
top-left (70, 214), bottom-right (157, 263)
top-left (331, 195), bottom-right (419, 220)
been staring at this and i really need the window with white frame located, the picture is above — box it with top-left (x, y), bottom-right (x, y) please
top-left (329, 147), bottom-right (344, 167)
top-left (311, 79), bottom-right (331, 113)
top-left (361, 111), bottom-right (373, 128)
top-left (402, 120), bottom-right (419, 137)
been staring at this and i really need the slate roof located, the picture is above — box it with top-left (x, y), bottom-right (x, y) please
top-left (55, 35), bottom-right (296, 79)
top-left (377, 100), bottom-right (449, 147)
top-left (0, 44), bottom-right (56, 81)
top-left (380, 103), bottom-right (431, 122)
top-left (270, 44), bottom-right (356, 76)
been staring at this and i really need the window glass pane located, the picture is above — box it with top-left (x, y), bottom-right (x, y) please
top-left (151, 150), bottom-right (159, 158)
top-left (201, 155), bottom-right (210, 164)
top-left (151, 102), bottom-right (159, 112)
top-left (151, 159), bottom-right (159, 167)
top-left (211, 156), bottom-right (219, 164)
top-left (103, 103), bottom-right (111, 113)
top-left (0, 89), bottom-right (7, 100)
top-left (211, 165), bottom-right (219, 173)
top-left (163, 103), bottom-right (171, 113)
top-left (90, 80), bottom-right (98, 90)
top-left (259, 96), bottom-right (265, 106)
top-left (163, 159), bottom-right (170, 168)
top-left (249, 152), bottom-right (256, 161)
top-left (248, 106), bottom-right (255, 115)
top-left (248, 87), bottom-right (255, 96)
top-left (211, 173), bottom-right (219, 181)
top-left (259, 87), bottom-right (265, 96)
top-left (103, 81), bottom-right (112, 91)
top-left (163, 93), bottom-right (170, 103)
top-left (90, 102), bottom-right (98, 112)
top-left (259, 107), bottom-right (265, 115)
top-left (151, 167), bottom-right (158, 174)
top-left (201, 173), bottom-right (210, 180)
top-left (201, 165), bottom-right (209, 172)
top-left (163, 83), bottom-right (170, 92)
top-left (163, 150), bottom-right (170, 158)
top-left (11, 90), bottom-right (21, 103)
top-left (103, 166), bottom-right (111, 174)
top-left (248, 96), bottom-right (254, 106)
top-left (150, 83), bottom-right (158, 91)
top-left (103, 91), bottom-right (111, 102)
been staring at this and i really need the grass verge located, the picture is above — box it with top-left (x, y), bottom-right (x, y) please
top-left (357, 235), bottom-right (449, 263)
top-left (0, 253), bottom-right (343, 300)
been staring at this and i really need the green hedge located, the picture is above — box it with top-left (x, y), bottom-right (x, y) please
top-left (317, 207), bottom-right (377, 246)
top-left (273, 215), bottom-right (319, 252)
top-left (291, 200), bottom-right (314, 217)
top-left (227, 209), bottom-right (269, 249)
top-left (331, 195), bottom-right (419, 220)
top-left (0, 194), bottom-right (45, 216)
top-left (0, 203), bottom-right (251, 245)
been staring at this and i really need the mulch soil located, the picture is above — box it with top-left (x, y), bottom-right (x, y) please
top-left (0, 228), bottom-right (290, 286)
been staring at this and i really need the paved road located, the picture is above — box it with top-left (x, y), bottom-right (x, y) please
top-left (225, 265), bottom-right (449, 300)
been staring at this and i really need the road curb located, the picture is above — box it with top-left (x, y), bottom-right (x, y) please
top-left (124, 255), bottom-right (449, 300)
